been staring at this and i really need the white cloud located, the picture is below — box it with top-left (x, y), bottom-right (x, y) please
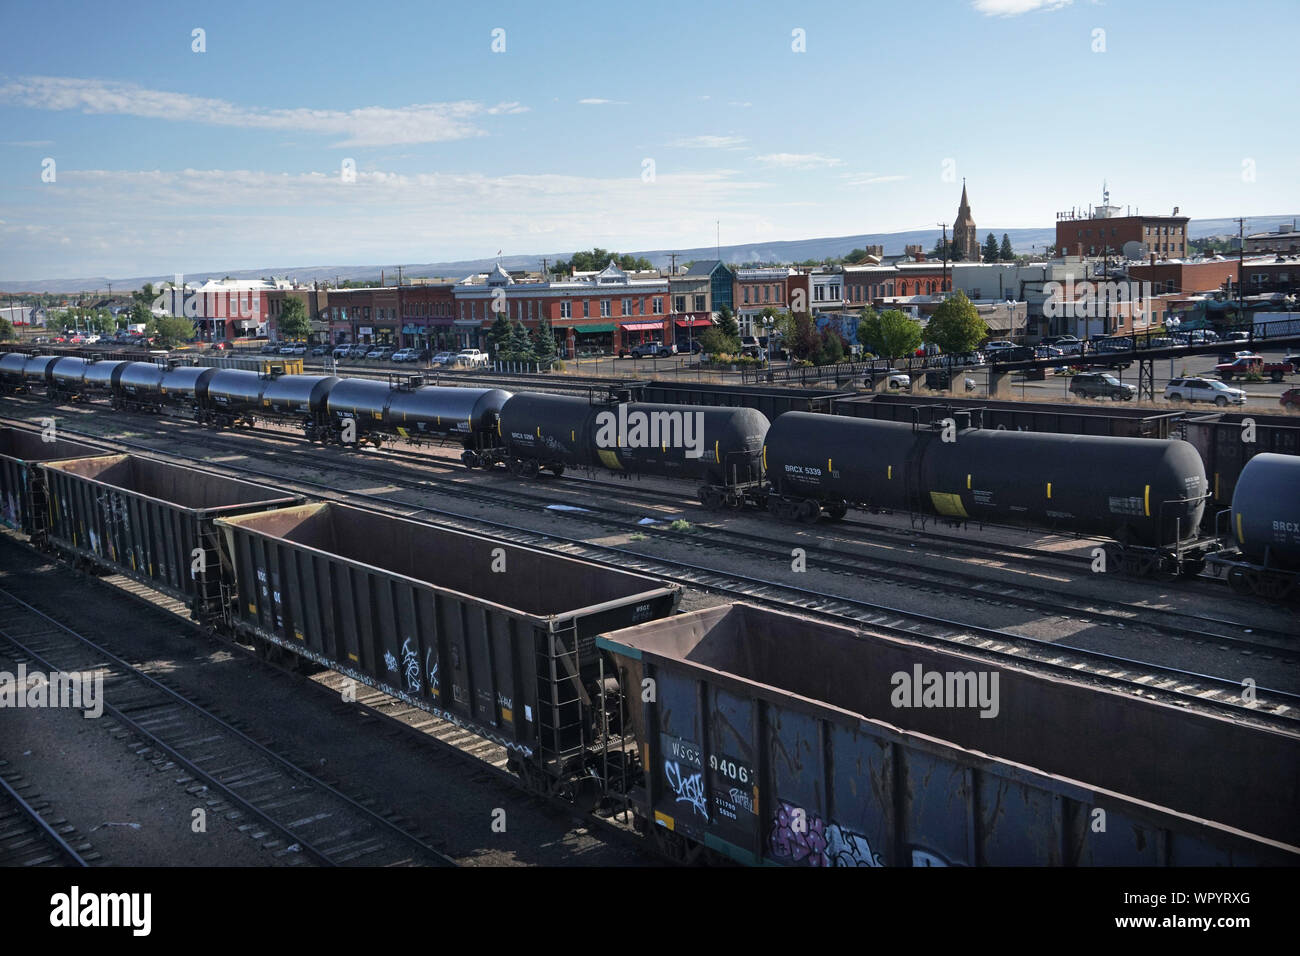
top-left (0, 164), bottom-right (775, 278)
top-left (728, 101), bottom-right (753, 108)
top-left (578, 98), bottom-right (628, 105)
top-left (972, 0), bottom-right (1073, 16)
top-left (754, 153), bottom-right (844, 169)
top-left (668, 135), bottom-right (747, 149)
top-left (0, 76), bottom-right (527, 147)
top-left (845, 173), bottom-right (907, 186)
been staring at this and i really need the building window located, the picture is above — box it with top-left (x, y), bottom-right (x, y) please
top-left (601, 299), bottom-right (611, 318)
top-left (673, 295), bottom-right (686, 313)
top-left (623, 298), bottom-right (632, 314)
top-left (582, 300), bottom-right (590, 318)
top-left (694, 294), bottom-right (705, 312)
top-left (744, 286), bottom-right (750, 304)
top-left (652, 297), bottom-right (663, 314)
top-left (763, 286), bottom-right (770, 302)
top-left (561, 301), bottom-right (571, 318)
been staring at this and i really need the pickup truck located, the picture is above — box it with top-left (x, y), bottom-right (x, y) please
top-left (1215, 354), bottom-right (1294, 382)
top-left (455, 348), bottom-right (490, 367)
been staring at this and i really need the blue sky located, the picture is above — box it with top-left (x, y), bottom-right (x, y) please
top-left (1, 0), bottom-right (1297, 280)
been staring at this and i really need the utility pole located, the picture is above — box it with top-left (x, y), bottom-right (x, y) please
top-left (396, 266), bottom-right (404, 348)
top-left (667, 253), bottom-right (679, 352)
top-left (1235, 217), bottom-right (1245, 328)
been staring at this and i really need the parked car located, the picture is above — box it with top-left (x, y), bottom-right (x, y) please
top-left (430, 351), bottom-right (454, 366)
top-left (347, 345), bottom-right (371, 359)
top-left (1034, 345), bottom-right (1065, 359)
top-left (366, 346), bottom-right (394, 360)
top-left (309, 345), bottom-right (329, 356)
top-left (629, 342), bottom-right (673, 359)
top-left (1224, 331), bottom-right (1252, 343)
top-left (1069, 371), bottom-right (1135, 401)
top-left (455, 348), bottom-right (490, 367)
top-left (983, 340), bottom-right (1015, 355)
top-left (391, 347), bottom-right (420, 363)
top-left (261, 343), bottom-right (281, 354)
top-left (675, 339), bottom-right (703, 354)
top-left (1281, 388), bottom-right (1300, 411)
top-left (1164, 377), bottom-right (1247, 406)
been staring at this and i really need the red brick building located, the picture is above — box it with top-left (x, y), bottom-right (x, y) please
top-left (1127, 259), bottom-right (1238, 296)
top-left (453, 262), bottom-right (670, 356)
top-left (1055, 209), bottom-right (1189, 259)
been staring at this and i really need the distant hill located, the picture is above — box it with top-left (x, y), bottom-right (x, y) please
top-left (5, 215), bottom-right (1296, 294)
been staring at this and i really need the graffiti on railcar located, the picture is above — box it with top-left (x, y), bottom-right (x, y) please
top-left (768, 800), bottom-right (883, 867)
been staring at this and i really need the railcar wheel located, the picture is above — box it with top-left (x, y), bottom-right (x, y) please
top-left (797, 499), bottom-right (821, 524)
top-left (509, 458), bottom-right (526, 477)
top-left (549, 464), bottom-right (565, 477)
top-left (699, 486), bottom-right (725, 510)
top-left (1227, 567), bottom-right (1254, 596)
top-left (461, 451), bottom-right (480, 468)
top-left (825, 500), bottom-right (848, 521)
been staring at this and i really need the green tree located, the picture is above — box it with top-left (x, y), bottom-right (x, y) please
top-left (788, 313), bottom-right (820, 361)
top-left (277, 297), bottom-right (311, 341)
top-left (931, 237), bottom-right (956, 261)
top-left (129, 302), bottom-right (153, 328)
top-left (0, 316), bottom-right (14, 341)
top-left (923, 290), bottom-right (988, 356)
top-left (531, 317), bottom-right (557, 365)
top-left (699, 326), bottom-right (736, 357)
top-left (983, 233), bottom-right (999, 263)
top-left (813, 327), bottom-right (846, 366)
top-left (859, 307), bottom-right (922, 359)
top-left (485, 314), bottom-right (512, 358)
top-left (504, 320), bottom-right (535, 361)
top-left (715, 304), bottom-right (740, 341)
top-left (1000, 233), bottom-right (1014, 262)
top-left (148, 315), bottom-right (197, 347)
top-left (132, 282), bottom-right (156, 306)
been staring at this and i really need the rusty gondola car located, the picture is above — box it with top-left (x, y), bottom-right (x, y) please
top-left (597, 603), bottom-right (1300, 866)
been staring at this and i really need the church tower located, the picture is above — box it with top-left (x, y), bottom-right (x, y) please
top-left (953, 179), bottom-right (979, 262)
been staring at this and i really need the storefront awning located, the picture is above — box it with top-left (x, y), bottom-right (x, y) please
top-left (574, 323), bottom-right (616, 334)
top-left (453, 319), bottom-right (482, 328)
top-left (674, 318), bottom-right (712, 328)
top-left (621, 321), bottom-right (663, 331)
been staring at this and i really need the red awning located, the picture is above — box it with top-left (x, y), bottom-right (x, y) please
top-left (674, 318), bottom-right (712, 328)
top-left (621, 321), bottom-right (663, 331)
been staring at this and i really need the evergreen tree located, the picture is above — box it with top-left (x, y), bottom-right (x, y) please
top-left (1000, 233), bottom-right (1014, 262)
top-left (716, 304), bottom-right (740, 340)
top-left (506, 320), bottom-right (535, 360)
top-left (486, 314), bottom-right (512, 358)
top-left (531, 317), bottom-right (557, 365)
top-left (0, 316), bottom-right (14, 341)
top-left (983, 233), bottom-right (999, 263)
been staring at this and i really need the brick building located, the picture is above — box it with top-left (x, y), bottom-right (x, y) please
top-left (1055, 200), bottom-right (1189, 260)
top-left (733, 268), bottom-right (794, 335)
top-left (453, 261), bottom-right (671, 357)
top-left (1126, 258), bottom-right (1238, 296)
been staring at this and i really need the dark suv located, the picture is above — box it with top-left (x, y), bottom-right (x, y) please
top-left (1069, 371), bottom-right (1135, 401)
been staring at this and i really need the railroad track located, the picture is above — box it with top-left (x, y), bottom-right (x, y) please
top-left (0, 587), bottom-right (458, 867)
top-left (0, 762), bottom-right (95, 866)
top-left (16, 417), bottom-right (1294, 731)
top-left (34, 411), bottom-right (1293, 658)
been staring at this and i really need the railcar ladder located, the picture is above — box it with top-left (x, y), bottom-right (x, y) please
top-left (534, 624), bottom-right (586, 777)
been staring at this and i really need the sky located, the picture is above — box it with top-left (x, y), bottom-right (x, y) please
top-left (1, 0), bottom-right (1297, 281)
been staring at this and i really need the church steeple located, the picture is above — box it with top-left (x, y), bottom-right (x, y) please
top-left (952, 178), bottom-right (979, 262)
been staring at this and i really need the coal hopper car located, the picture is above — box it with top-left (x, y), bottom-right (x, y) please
top-left (597, 603), bottom-right (1299, 866)
top-left (215, 502), bottom-right (680, 799)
